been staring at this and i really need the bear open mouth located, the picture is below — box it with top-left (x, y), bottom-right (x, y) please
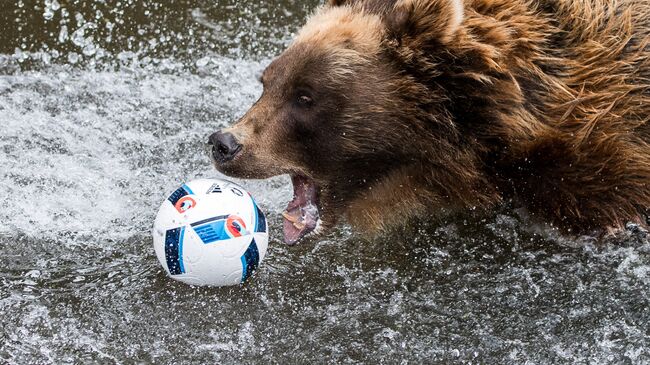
top-left (282, 175), bottom-right (320, 245)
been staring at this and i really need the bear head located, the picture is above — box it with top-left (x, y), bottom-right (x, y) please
top-left (210, 0), bottom-right (496, 244)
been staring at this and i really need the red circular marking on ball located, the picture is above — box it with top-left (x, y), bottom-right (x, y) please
top-left (226, 215), bottom-right (247, 237)
top-left (175, 196), bottom-right (196, 213)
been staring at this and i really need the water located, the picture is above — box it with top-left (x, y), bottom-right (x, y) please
top-left (1, 1), bottom-right (649, 363)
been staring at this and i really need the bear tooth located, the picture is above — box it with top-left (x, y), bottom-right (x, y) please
top-left (282, 211), bottom-right (299, 223)
top-left (293, 221), bottom-right (306, 230)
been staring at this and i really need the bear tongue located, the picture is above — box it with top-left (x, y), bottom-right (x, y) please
top-left (282, 175), bottom-right (319, 245)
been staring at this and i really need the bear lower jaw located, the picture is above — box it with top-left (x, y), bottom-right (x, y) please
top-left (282, 174), bottom-right (320, 245)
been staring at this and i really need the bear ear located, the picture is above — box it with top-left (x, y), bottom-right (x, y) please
top-left (385, 0), bottom-right (464, 45)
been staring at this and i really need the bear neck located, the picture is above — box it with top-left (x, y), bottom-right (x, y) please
top-left (347, 1), bottom-right (565, 231)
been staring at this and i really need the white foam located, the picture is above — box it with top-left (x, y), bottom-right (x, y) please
top-left (0, 59), bottom-right (290, 244)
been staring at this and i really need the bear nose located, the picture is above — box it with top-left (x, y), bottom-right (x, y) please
top-left (208, 131), bottom-right (242, 162)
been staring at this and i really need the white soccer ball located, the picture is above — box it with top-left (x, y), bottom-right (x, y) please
top-left (152, 178), bottom-right (268, 286)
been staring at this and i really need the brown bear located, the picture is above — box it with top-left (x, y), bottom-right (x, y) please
top-left (209, 0), bottom-right (650, 244)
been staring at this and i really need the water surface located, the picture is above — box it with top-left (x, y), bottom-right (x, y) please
top-left (1, 1), bottom-right (649, 363)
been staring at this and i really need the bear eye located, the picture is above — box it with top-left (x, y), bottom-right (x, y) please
top-left (297, 95), bottom-right (313, 106)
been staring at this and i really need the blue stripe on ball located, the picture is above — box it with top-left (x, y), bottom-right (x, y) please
top-left (191, 215), bottom-right (234, 243)
top-left (167, 186), bottom-right (188, 206)
top-left (252, 201), bottom-right (266, 233)
top-left (256, 206), bottom-right (266, 233)
top-left (240, 238), bottom-right (260, 283)
top-left (164, 227), bottom-right (185, 275)
top-left (182, 184), bottom-right (194, 195)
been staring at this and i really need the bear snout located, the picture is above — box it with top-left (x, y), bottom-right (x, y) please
top-left (208, 131), bottom-right (242, 163)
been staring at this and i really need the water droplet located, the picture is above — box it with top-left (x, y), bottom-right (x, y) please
top-left (196, 57), bottom-right (210, 67)
top-left (25, 270), bottom-right (41, 278)
top-left (41, 52), bottom-right (51, 64)
top-left (13, 48), bottom-right (28, 63)
top-left (82, 43), bottom-right (96, 56)
top-left (67, 52), bottom-right (79, 64)
top-left (117, 51), bottom-right (135, 62)
top-left (58, 25), bottom-right (68, 43)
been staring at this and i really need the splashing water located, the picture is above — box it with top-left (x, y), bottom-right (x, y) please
top-left (1, 1), bottom-right (649, 364)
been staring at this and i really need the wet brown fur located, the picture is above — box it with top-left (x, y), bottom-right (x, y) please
top-left (218, 0), bottom-right (650, 237)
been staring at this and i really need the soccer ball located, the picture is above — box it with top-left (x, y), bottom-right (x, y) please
top-left (152, 178), bottom-right (268, 286)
